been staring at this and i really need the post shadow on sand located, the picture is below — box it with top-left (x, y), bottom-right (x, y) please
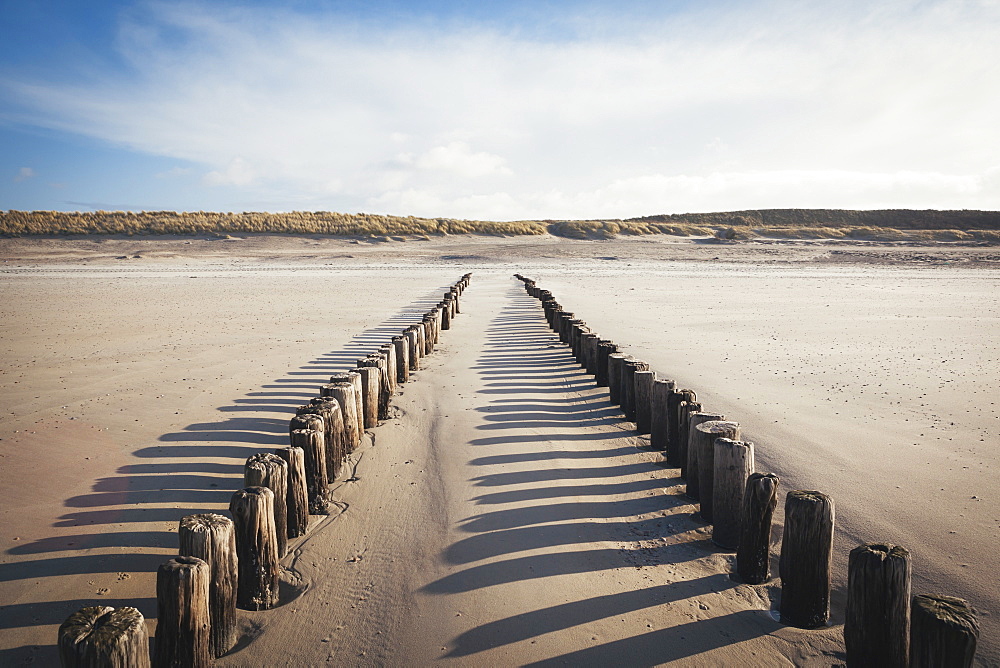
top-left (0, 284), bottom-right (455, 664)
top-left (423, 284), bottom-right (757, 660)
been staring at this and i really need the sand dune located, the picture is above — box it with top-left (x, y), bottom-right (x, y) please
top-left (0, 236), bottom-right (995, 665)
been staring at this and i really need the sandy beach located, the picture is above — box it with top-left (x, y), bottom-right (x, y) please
top-left (1, 235), bottom-right (997, 666)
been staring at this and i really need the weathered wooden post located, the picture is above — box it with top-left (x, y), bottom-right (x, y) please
top-left (694, 420), bottom-right (741, 521)
top-left (650, 379), bottom-right (676, 454)
top-left (178, 514), bottom-right (237, 658)
top-left (684, 410), bottom-right (721, 498)
top-left (415, 322), bottom-right (428, 356)
top-left (575, 325), bottom-right (589, 363)
top-left (405, 328), bottom-right (420, 371)
top-left (596, 341), bottom-right (617, 387)
top-left (154, 556), bottom-right (211, 667)
top-left (229, 486), bottom-right (280, 611)
top-left (440, 300), bottom-right (452, 330)
top-left (373, 353), bottom-right (392, 417)
top-left (59, 606), bottom-right (149, 668)
top-left (355, 365), bottom-right (380, 428)
top-left (909, 594), bottom-right (979, 667)
top-left (669, 389), bottom-right (697, 470)
top-left (633, 370), bottom-right (655, 434)
top-left (779, 490), bottom-right (835, 628)
top-left (393, 335), bottom-right (410, 383)
top-left (290, 428), bottom-right (331, 514)
top-left (845, 543), bottom-right (911, 667)
top-left (547, 305), bottom-right (563, 330)
top-left (620, 359), bottom-right (646, 420)
top-left (328, 372), bottom-right (364, 439)
top-left (289, 412), bottom-right (322, 438)
top-left (299, 400), bottom-right (344, 478)
top-left (244, 453), bottom-right (289, 558)
top-left (607, 353), bottom-right (627, 405)
top-left (273, 446), bottom-right (309, 538)
top-left (561, 314), bottom-right (576, 343)
top-left (736, 472), bottom-right (779, 584)
top-left (422, 315), bottom-right (436, 353)
top-left (712, 438), bottom-right (754, 549)
top-left (376, 343), bottom-right (395, 396)
top-left (319, 398), bottom-right (348, 476)
top-left (567, 319), bottom-right (585, 350)
top-left (431, 306), bottom-right (443, 341)
top-left (323, 384), bottom-right (360, 453)
top-left (581, 333), bottom-right (600, 375)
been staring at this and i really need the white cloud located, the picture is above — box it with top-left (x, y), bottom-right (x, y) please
top-left (415, 142), bottom-right (511, 178)
top-left (13, 167), bottom-right (35, 182)
top-left (3, 0), bottom-right (1000, 218)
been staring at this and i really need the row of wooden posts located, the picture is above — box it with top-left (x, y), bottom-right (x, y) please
top-left (513, 274), bottom-right (979, 668)
top-left (57, 274), bottom-right (473, 668)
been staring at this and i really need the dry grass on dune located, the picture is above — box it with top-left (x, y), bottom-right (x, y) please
top-left (0, 210), bottom-right (547, 237)
top-left (2, 209), bottom-right (999, 243)
top-left (714, 225), bottom-right (1000, 243)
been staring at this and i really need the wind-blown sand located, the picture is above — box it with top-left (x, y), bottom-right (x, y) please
top-left (0, 235), bottom-right (996, 666)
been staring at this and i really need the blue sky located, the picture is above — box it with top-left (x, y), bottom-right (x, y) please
top-left (1, 0), bottom-right (999, 219)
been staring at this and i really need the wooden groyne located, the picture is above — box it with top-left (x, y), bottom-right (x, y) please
top-left (57, 274), bottom-right (473, 667)
top-left (512, 273), bottom-right (979, 666)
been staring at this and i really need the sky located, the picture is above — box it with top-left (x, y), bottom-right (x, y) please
top-left (1, 0), bottom-right (999, 220)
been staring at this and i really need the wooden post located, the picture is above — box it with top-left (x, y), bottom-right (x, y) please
top-left (621, 359), bottom-right (648, 421)
top-left (405, 328), bottom-right (420, 371)
top-left (325, 384), bottom-right (360, 454)
top-left (229, 487), bottom-right (280, 611)
top-left (328, 372), bottom-right (364, 439)
top-left (289, 412), bottom-right (322, 438)
top-left (373, 353), bottom-right (391, 418)
top-left (581, 333), bottom-right (599, 375)
top-left (380, 343), bottom-right (398, 395)
top-left (909, 594), bottom-right (979, 667)
top-left (572, 323), bottom-right (589, 363)
top-left (421, 316), bottom-right (434, 353)
top-left (59, 606), bottom-right (149, 668)
top-left (596, 342), bottom-right (617, 387)
top-left (431, 307), bottom-right (443, 341)
top-left (365, 352), bottom-right (391, 412)
top-left (845, 544), bottom-right (912, 667)
top-left (694, 420), bottom-right (741, 521)
top-left (290, 428), bottom-right (331, 515)
top-left (273, 446), bottom-right (309, 538)
top-left (178, 514), bottom-right (237, 658)
top-left (736, 472), bottom-right (779, 584)
top-left (154, 556), bottom-right (211, 667)
top-left (440, 301), bottom-right (452, 330)
top-left (244, 453), bottom-right (289, 558)
top-left (317, 399), bottom-right (347, 477)
top-left (779, 490), bottom-right (835, 628)
top-left (607, 353), bottom-right (627, 405)
top-left (355, 365), bottom-right (380, 428)
top-left (393, 336), bottom-right (410, 383)
top-left (547, 305), bottom-right (563, 330)
top-left (556, 311), bottom-right (574, 343)
top-left (415, 322), bottom-right (428, 356)
top-left (650, 379), bottom-right (676, 454)
top-left (670, 389), bottom-right (697, 471)
top-left (712, 438), bottom-right (754, 549)
top-left (683, 409), bottom-right (720, 498)
top-left (298, 400), bottom-right (344, 479)
top-left (633, 370), bottom-right (655, 434)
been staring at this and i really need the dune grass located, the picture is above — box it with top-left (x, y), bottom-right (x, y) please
top-left (2, 209), bottom-right (998, 242)
top-left (0, 210), bottom-right (547, 237)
